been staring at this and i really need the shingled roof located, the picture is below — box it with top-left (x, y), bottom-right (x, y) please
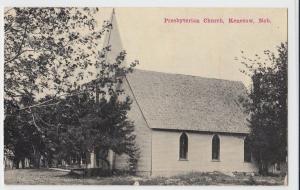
top-left (126, 69), bottom-right (250, 134)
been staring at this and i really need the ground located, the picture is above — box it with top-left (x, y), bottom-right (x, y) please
top-left (4, 169), bottom-right (285, 185)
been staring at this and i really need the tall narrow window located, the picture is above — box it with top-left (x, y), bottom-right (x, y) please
top-left (179, 133), bottom-right (188, 159)
top-left (212, 134), bottom-right (220, 160)
top-left (244, 136), bottom-right (251, 162)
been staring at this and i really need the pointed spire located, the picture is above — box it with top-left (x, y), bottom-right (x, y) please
top-left (106, 8), bottom-right (115, 46)
top-left (103, 8), bottom-right (124, 66)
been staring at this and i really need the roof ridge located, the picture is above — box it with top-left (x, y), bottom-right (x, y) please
top-left (131, 68), bottom-right (245, 85)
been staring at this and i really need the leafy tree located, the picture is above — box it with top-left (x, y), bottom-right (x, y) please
top-left (4, 7), bottom-right (139, 171)
top-left (239, 42), bottom-right (287, 175)
top-left (34, 88), bottom-right (140, 172)
top-left (4, 8), bottom-right (105, 98)
top-left (4, 8), bottom-right (104, 167)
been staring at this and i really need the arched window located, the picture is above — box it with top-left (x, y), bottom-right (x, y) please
top-left (244, 136), bottom-right (251, 162)
top-left (212, 134), bottom-right (220, 160)
top-left (179, 133), bottom-right (188, 159)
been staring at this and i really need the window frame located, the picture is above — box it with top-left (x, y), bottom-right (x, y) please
top-left (212, 134), bottom-right (220, 161)
top-left (244, 136), bottom-right (252, 163)
top-left (179, 132), bottom-right (188, 160)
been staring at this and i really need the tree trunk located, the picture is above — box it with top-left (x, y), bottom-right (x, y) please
top-left (32, 145), bottom-right (41, 168)
top-left (14, 158), bottom-right (20, 169)
top-left (100, 158), bottom-right (110, 170)
top-left (34, 154), bottom-right (41, 168)
top-left (259, 159), bottom-right (269, 176)
top-left (21, 159), bottom-right (25, 169)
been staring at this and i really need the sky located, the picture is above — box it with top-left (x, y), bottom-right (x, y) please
top-left (95, 8), bottom-right (287, 87)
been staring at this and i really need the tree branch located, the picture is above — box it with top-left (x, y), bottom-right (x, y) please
top-left (4, 8), bottom-right (14, 15)
top-left (6, 23), bottom-right (29, 63)
top-left (35, 113), bottom-right (57, 127)
top-left (18, 90), bottom-right (89, 111)
top-left (30, 109), bottom-right (42, 133)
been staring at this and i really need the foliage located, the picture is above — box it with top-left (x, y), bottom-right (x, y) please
top-left (4, 7), bottom-right (139, 171)
top-left (239, 42), bottom-right (288, 175)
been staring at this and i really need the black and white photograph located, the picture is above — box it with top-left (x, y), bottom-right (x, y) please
top-left (1, 4), bottom-right (298, 188)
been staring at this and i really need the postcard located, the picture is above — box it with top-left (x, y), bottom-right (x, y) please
top-left (1, 3), bottom-right (298, 190)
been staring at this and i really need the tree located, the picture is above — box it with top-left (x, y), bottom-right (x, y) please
top-left (239, 42), bottom-right (287, 175)
top-left (4, 8), bottom-right (109, 103)
top-left (4, 7), bottom-right (139, 170)
top-left (35, 87), bottom-right (140, 172)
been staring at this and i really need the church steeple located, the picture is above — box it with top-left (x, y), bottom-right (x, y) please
top-left (103, 8), bottom-right (124, 66)
top-left (96, 8), bottom-right (126, 103)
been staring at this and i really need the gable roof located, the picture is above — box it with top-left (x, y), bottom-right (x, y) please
top-left (126, 69), bottom-right (250, 134)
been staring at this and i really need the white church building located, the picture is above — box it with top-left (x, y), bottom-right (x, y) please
top-left (87, 9), bottom-right (258, 176)
top-left (112, 69), bottom-right (257, 176)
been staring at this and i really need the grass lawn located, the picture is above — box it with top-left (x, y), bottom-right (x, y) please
top-left (4, 169), bottom-right (285, 185)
